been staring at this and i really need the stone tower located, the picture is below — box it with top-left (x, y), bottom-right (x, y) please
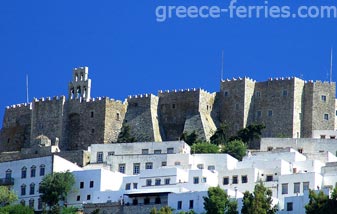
top-left (68, 67), bottom-right (91, 101)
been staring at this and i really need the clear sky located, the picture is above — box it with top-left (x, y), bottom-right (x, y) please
top-left (0, 0), bottom-right (336, 126)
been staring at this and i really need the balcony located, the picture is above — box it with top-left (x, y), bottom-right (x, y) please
top-left (0, 178), bottom-right (14, 186)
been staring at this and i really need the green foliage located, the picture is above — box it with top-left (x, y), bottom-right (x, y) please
top-left (203, 186), bottom-right (238, 214)
top-left (117, 124), bottom-right (136, 143)
top-left (241, 182), bottom-right (277, 214)
top-left (39, 171), bottom-right (75, 208)
top-left (178, 210), bottom-right (196, 214)
top-left (191, 143), bottom-right (220, 154)
top-left (180, 131), bottom-right (199, 146)
top-left (235, 123), bottom-right (266, 145)
top-left (0, 186), bottom-right (18, 206)
top-left (62, 206), bottom-right (78, 214)
top-left (210, 123), bottom-right (229, 145)
top-left (305, 186), bottom-right (337, 214)
top-left (222, 140), bottom-right (247, 161)
top-left (0, 204), bottom-right (34, 214)
top-left (150, 206), bottom-right (173, 214)
top-left (90, 209), bottom-right (100, 214)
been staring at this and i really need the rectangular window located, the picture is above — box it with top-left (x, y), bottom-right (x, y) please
top-left (321, 95), bottom-right (327, 102)
top-left (177, 201), bottom-right (182, 210)
top-left (21, 168), bottom-right (27, 179)
top-left (155, 179), bottom-right (161, 186)
top-left (197, 164), bottom-right (204, 169)
top-left (165, 178), bottom-right (170, 185)
top-left (80, 182), bottom-right (84, 189)
top-left (90, 181), bottom-right (94, 188)
top-left (235, 103), bottom-right (239, 110)
top-left (232, 176), bottom-right (238, 184)
top-left (167, 148), bottom-right (174, 154)
top-left (76, 195), bottom-right (80, 201)
top-left (241, 175), bottom-right (248, 183)
top-left (193, 177), bottom-right (199, 184)
top-left (287, 202), bottom-right (293, 211)
top-left (321, 135), bottom-right (326, 139)
top-left (21, 185), bottom-right (26, 196)
top-left (133, 183), bottom-right (138, 189)
top-left (142, 149), bottom-right (149, 154)
top-left (282, 183), bottom-right (288, 194)
top-left (162, 161), bottom-right (167, 166)
top-left (119, 164), bottom-right (126, 174)
top-left (97, 152), bottom-right (103, 163)
top-left (145, 162), bottom-right (153, 170)
top-left (87, 195), bottom-right (91, 200)
top-left (125, 183), bottom-right (131, 190)
top-left (303, 182), bottom-right (310, 191)
top-left (256, 91), bottom-right (261, 97)
top-left (202, 177), bottom-right (207, 183)
top-left (324, 113), bottom-right (329, 120)
top-left (31, 167), bottom-right (36, 177)
top-left (223, 177), bottom-right (229, 185)
top-left (39, 166), bottom-right (45, 176)
top-left (146, 179), bottom-right (152, 186)
top-left (224, 91), bottom-right (229, 97)
top-left (154, 150), bottom-right (161, 154)
top-left (29, 184), bottom-right (35, 195)
top-left (256, 111), bottom-right (262, 118)
top-left (133, 163), bottom-right (140, 174)
top-left (266, 175), bottom-right (273, 182)
top-left (189, 200), bottom-right (194, 209)
top-left (294, 182), bottom-right (300, 193)
top-left (108, 151), bottom-right (115, 156)
top-left (283, 90), bottom-right (288, 96)
top-left (208, 165), bottom-right (215, 170)
top-left (268, 110), bottom-right (273, 117)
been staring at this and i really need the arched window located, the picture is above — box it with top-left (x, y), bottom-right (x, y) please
top-left (21, 184), bottom-right (26, 196)
top-left (21, 167), bottom-right (27, 178)
top-left (80, 73), bottom-right (84, 81)
top-left (31, 166), bottom-right (36, 177)
top-left (20, 199), bottom-right (25, 206)
top-left (116, 113), bottom-right (120, 121)
top-left (29, 198), bottom-right (34, 208)
top-left (38, 198), bottom-right (42, 210)
top-left (5, 169), bottom-right (12, 179)
top-left (70, 88), bottom-right (75, 99)
top-left (30, 183), bottom-right (35, 195)
top-left (76, 87), bottom-right (81, 98)
top-left (75, 74), bottom-right (78, 82)
top-left (39, 165), bottom-right (45, 176)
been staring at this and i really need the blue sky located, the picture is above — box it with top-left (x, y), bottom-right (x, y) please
top-left (0, 0), bottom-right (336, 125)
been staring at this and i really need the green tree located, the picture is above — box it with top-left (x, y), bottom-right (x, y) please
top-left (117, 124), bottom-right (136, 143)
top-left (150, 206), bottom-right (172, 214)
top-left (0, 186), bottom-right (17, 206)
top-left (39, 171), bottom-right (75, 209)
top-left (305, 186), bottom-right (337, 214)
top-left (203, 186), bottom-right (238, 214)
top-left (236, 123), bottom-right (265, 145)
top-left (210, 123), bottom-right (229, 145)
top-left (191, 142), bottom-right (220, 154)
top-left (62, 206), bottom-right (78, 214)
top-left (241, 182), bottom-right (277, 214)
top-left (180, 131), bottom-right (199, 146)
top-left (222, 140), bottom-right (247, 161)
top-left (0, 204), bottom-right (34, 214)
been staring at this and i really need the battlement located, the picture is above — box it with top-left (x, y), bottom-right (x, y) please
top-left (6, 102), bottom-right (32, 110)
top-left (32, 96), bottom-right (66, 103)
top-left (158, 88), bottom-right (212, 95)
top-left (267, 76), bottom-right (297, 81)
top-left (221, 77), bottom-right (256, 82)
top-left (127, 93), bottom-right (156, 100)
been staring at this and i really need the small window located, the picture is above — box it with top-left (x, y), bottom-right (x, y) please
top-left (282, 90), bottom-right (288, 96)
top-left (223, 177), bottom-right (229, 185)
top-left (193, 177), bottom-right (199, 184)
top-left (208, 165), bottom-right (215, 171)
top-left (97, 152), bottom-right (103, 163)
top-left (331, 136), bottom-right (336, 139)
top-left (38, 198), bottom-right (42, 210)
top-left (146, 162), bottom-right (153, 170)
top-left (177, 201), bottom-right (182, 210)
top-left (20, 199), bottom-right (25, 206)
top-left (31, 166), bottom-right (36, 177)
top-left (21, 184), bottom-right (26, 196)
top-left (154, 150), bottom-right (161, 154)
top-left (144, 198), bottom-right (150, 205)
top-left (87, 195), bottom-right (91, 200)
top-left (133, 163), bottom-right (140, 174)
top-left (30, 183), bottom-right (35, 195)
top-left (39, 165), bottom-right (45, 176)
top-left (167, 148), bottom-right (174, 154)
top-left (155, 179), bottom-right (161, 186)
top-left (224, 91), bottom-right (229, 97)
top-left (294, 182), bottom-right (300, 193)
top-left (267, 147), bottom-right (273, 151)
top-left (76, 195), bottom-right (80, 201)
top-left (232, 176), bottom-right (238, 184)
top-left (162, 161), bottom-right (167, 166)
top-left (241, 175), bottom-right (248, 183)
top-left (189, 200), bottom-right (194, 209)
top-left (91, 129), bottom-right (95, 134)
top-left (90, 111), bottom-right (94, 118)
top-left (256, 91), bottom-right (261, 97)
top-left (321, 135), bottom-right (326, 139)
top-left (197, 164), bottom-right (204, 169)
top-left (268, 110), bottom-right (273, 117)
top-left (142, 149), bottom-right (149, 154)
top-left (175, 161), bottom-right (181, 166)
top-left (125, 183), bottom-right (131, 190)
top-left (116, 113), bottom-right (120, 121)
top-left (303, 182), bottom-right (310, 191)
top-left (256, 111), bottom-right (262, 118)
top-left (266, 175), bottom-right (273, 182)
top-left (29, 199), bottom-right (34, 208)
top-left (321, 95), bottom-right (327, 102)
top-left (119, 164), bottom-right (126, 173)
top-left (80, 182), bottom-right (84, 189)
top-left (235, 103), bottom-right (239, 110)
top-left (202, 177), bottom-right (207, 183)
top-left (146, 179), bottom-right (152, 186)
top-left (5, 169), bottom-right (12, 179)
top-left (133, 183), bottom-right (138, 189)
top-left (287, 202), bottom-right (293, 211)
top-left (108, 151), bottom-right (115, 156)
top-left (298, 148), bottom-right (303, 153)
top-left (155, 197), bottom-right (161, 204)
top-left (90, 181), bottom-right (94, 188)
top-left (282, 183), bottom-right (288, 194)
top-left (324, 114), bottom-right (329, 120)
top-left (165, 178), bottom-right (170, 185)
top-left (172, 104), bottom-right (176, 109)
top-left (21, 167), bottom-right (27, 179)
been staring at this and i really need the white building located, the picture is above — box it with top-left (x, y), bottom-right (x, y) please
top-left (0, 155), bottom-right (81, 211)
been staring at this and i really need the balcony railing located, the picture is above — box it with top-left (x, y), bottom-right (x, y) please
top-left (0, 178), bottom-right (14, 186)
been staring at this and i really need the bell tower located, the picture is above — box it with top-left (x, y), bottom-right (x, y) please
top-left (68, 66), bottom-right (91, 101)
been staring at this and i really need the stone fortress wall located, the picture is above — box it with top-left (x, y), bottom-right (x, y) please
top-left (1, 67), bottom-right (336, 158)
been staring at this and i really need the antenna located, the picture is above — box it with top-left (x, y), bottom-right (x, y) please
top-left (330, 48), bottom-right (333, 83)
top-left (221, 50), bottom-right (224, 81)
top-left (26, 74), bottom-right (29, 103)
